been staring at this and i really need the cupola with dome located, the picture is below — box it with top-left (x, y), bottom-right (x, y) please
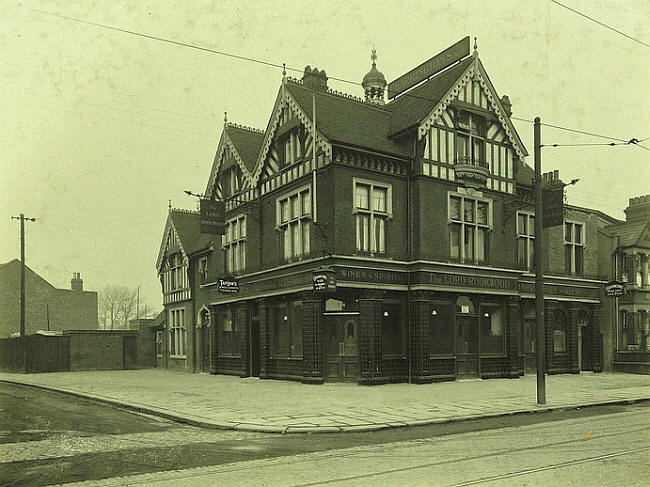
top-left (362, 49), bottom-right (387, 105)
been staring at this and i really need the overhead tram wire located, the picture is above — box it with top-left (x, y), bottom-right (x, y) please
top-left (33, 8), bottom-right (648, 150)
top-left (548, 0), bottom-right (650, 49)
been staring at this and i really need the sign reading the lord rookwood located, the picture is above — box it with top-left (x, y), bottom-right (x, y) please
top-left (387, 37), bottom-right (470, 99)
top-left (200, 198), bottom-right (225, 234)
top-left (542, 189), bottom-right (564, 228)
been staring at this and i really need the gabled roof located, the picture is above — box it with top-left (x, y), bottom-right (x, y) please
top-left (155, 210), bottom-right (215, 271)
top-left (606, 221), bottom-right (649, 248)
top-left (388, 57), bottom-right (474, 136)
top-left (0, 259), bottom-right (56, 290)
top-left (205, 124), bottom-right (264, 197)
top-left (224, 124), bottom-right (265, 173)
top-left (285, 81), bottom-right (411, 159)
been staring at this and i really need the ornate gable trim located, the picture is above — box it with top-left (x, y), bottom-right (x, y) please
top-left (205, 129), bottom-right (254, 198)
top-left (417, 57), bottom-right (527, 162)
top-left (155, 216), bottom-right (188, 273)
top-left (250, 83), bottom-right (331, 187)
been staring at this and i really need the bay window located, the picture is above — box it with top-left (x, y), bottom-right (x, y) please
top-left (456, 111), bottom-right (485, 166)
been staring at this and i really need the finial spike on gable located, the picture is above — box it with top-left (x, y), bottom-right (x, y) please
top-left (224, 111), bottom-right (228, 126)
top-left (473, 37), bottom-right (478, 57)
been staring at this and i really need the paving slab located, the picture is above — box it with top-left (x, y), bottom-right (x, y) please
top-left (1, 370), bottom-right (649, 433)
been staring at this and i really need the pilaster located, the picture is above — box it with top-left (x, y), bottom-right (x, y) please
top-left (258, 299), bottom-right (271, 379)
top-left (358, 290), bottom-right (383, 385)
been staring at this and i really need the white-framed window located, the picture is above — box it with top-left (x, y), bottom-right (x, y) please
top-left (456, 111), bottom-right (485, 166)
top-left (564, 221), bottom-right (585, 275)
top-left (163, 253), bottom-right (187, 293)
top-left (517, 212), bottom-right (535, 270)
top-left (198, 257), bottom-right (208, 284)
top-left (169, 307), bottom-right (186, 357)
top-left (281, 130), bottom-right (303, 166)
top-left (277, 185), bottom-right (311, 260)
top-left (223, 215), bottom-right (246, 274)
top-left (448, 192), bottom-right (492, 263)
top-left (353, 179), bottom-right (392, 254)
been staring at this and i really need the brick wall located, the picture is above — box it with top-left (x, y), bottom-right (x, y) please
top-left (0, 261), bottom-right (98, 338)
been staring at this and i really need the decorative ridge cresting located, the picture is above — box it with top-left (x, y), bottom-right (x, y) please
top-left (285, 76), bottom-right (386, 108)
top-left (225, 122), bottom-right (265, 134)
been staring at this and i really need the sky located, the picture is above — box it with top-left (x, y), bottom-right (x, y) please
top-left (1, 0), bottom-right (649, 311)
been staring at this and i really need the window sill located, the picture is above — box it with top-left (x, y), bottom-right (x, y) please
top-left (382, 353), bottom-right (406, 360)
top-left (270, 356), bottom-right (303, 361)
top-left (169, 355), bottom-right (186, 360)
top-left (429, 354), bottom-right (455, 359)
top-left (479, 353), bottom-right (507, 358)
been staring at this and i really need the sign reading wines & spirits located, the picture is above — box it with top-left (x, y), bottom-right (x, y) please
top-left (200, 198), bottom-right (225, 234)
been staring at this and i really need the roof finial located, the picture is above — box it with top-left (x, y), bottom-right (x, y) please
top-left (224, 111), bottom-right (228, 127)
top-left (282, 62), bottom-right (287, 78)
top-left (473, 37), bottom-right (478, 57)
top-left (371, 48), bottom-right (377, 66)
top-left (168, 199), bottom-right (172, 211)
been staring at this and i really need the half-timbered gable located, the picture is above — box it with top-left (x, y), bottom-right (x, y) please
top-left (251, 80), bottom-right (331, 197)
top-left (205, 124), bottom-right (263, 201)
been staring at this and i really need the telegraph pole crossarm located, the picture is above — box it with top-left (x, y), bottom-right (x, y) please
top-left (11, 213), bottom-right (37, 338)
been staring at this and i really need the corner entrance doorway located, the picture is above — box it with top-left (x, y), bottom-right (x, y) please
top-left (456, 296), bottom-right (479, 378)
top-left (325, 314), bottom-right (359, 381)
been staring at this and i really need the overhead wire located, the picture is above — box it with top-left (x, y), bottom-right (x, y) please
top-left (33, 8), bottom-right (648, 151)
top-left (548, 0), bottom-right (650, 48)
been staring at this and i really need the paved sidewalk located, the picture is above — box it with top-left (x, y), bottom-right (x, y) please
top-left (1, 370), bottom-right (649, 433)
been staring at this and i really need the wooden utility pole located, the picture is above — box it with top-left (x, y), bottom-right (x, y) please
top-left (11, 213), bottom-right (37, 337)
top-left (534, 118), bottom-right (546, 404)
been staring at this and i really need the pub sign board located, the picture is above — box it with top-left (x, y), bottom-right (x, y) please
top-left (387, 36), bottom-right (470, 99)
top-left (605, 281), bottom-right (625, 297)
top-left (313, 267), bottom-right (337, 294)
top-left (200, 198), bottom-right (225, 235)
top-left (542, 189), bottom-right (564, 228)
top-left (218, 277), bottom-right (239, 294)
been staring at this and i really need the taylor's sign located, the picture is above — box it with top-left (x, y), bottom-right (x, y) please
top-left (605, 281), bottom-right (625, 297)
top-left (387, 37), bottom-right (470, 99)
top-left (200, 198), bottom-right (225, 235)
top-left (218, 277), bottom-right (239, 294)
top-left (542, 189), bottom-right (564, 228)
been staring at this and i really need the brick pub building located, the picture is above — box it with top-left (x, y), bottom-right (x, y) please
top-left (159, 38), bottom-right (617, 383)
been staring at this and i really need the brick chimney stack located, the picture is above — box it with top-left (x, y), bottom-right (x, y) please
top-left (624, 195), bottom-right (650, 223)
top-left (302, 66), bottom-right (328, 90)
top-left (71, 272), bottom-right (83, 291)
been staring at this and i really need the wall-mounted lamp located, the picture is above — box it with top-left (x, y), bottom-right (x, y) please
top-left (283, 315), bottom-right (288, 321)
top-left (431, 310), bottom-right (438, 316)
top-left (483, 312), bottom-right (490, 318)
top-left (383, 311), bottom-right (389, 317)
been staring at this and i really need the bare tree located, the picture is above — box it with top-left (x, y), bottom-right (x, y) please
top-left (99, 286), bottom-right (140, 329)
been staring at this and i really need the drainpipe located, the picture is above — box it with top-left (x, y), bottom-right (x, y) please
top-left (407, 134), bottom-right (415, 384)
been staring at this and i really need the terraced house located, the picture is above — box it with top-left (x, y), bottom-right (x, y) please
top-left (157, 38), bottom-right (620, 383)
